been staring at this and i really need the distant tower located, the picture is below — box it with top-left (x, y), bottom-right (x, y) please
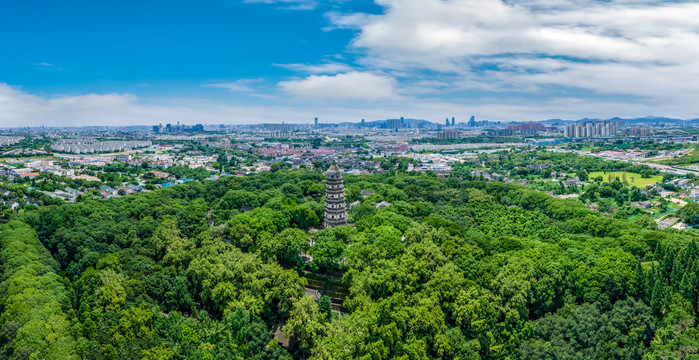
top-left (314, 117), bottom-right (318, 128)
top-left (400, 116), bottom-right (405, 128)
top-left (451, 117), bottom-right (455, 127)
top-left (324, 160), bottom-right (347, 228)
top-left (446, 118), bottom-right (450, 127)
top-left (361, 118), bottom-right (365, 127)
top-left (468, 116), bottom-right (476, 127)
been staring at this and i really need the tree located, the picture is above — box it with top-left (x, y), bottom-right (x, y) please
top-left (309, 230), bottom-right (347, 273)
top-left (283, 295), bottom-right (327, 353)
top-left (577, 170), bottom-right (589, 182)
top-left (12, 160), bottom-right (699, 360)
top-left (141, 344), bottom-right (175, 360)
top-left (96, 269), bottom-right (127, 311)
top-left (258, 228), bottom-right (309, 270)
top-left (113, 303), bottom-right (154, 340)
top-left (151, 217), bottom-right (184, 260)
top-left (680, 202), bottom-right (699, 226)
top-left (318, 295), bottom-right (333, 322)
top-left (0, 222), bottom-right (77, 359)
top-left (291, 203), bottom-right (320, 229)
top-left (520, 299), bottom-right (654, 360)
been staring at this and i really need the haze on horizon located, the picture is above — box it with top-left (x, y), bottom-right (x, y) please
top-left (2, 0), bottom-right (699, 127)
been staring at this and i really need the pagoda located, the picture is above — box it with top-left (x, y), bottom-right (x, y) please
top-left (324, 160), bottom-right (347, 227)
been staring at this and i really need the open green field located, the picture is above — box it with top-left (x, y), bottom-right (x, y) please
top-left (588, 171), bottom-right (663, 187)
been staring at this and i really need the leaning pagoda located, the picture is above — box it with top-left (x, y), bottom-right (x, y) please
top-left (324, 160), bottom-right (347, 228)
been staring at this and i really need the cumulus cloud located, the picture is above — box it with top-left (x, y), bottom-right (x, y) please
top-left (278, 72), bottom-right (400, 100)
top-left (330, 0), bottom-right (699, 104)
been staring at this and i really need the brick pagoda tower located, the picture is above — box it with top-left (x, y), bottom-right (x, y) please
top-left (324, 160), bottom-right (347, 227)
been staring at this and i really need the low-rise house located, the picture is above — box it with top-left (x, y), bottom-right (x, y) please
top-left (526, 163), bottom-right (551, 171)
top-left (305, 288), bottom-right (322, 301)
top-left (563, 179), bottom-right (582, 188)
top-left (150, 171), bottom-right (170, 179)
top-left (376, 201), bottom-right (392, 209)
top-left (690, 189), bottom-right (699, 199)
top-left (19, 172), bottom-right (40, 179)
top-left (470, 170), bottom-right (493, 181)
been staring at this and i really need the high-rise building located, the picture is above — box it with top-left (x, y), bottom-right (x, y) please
top-left (324, 160), bottom-right (347, 228)
top-left (262, 123), bottom-right (296, 131)
top-left (451, 117), bottom-right (455, 127)
top-left (361, 118), bottom-right (365, 127)
top-left (564, 123), bottom-right (574, 138)
top-left (385, 118), bottom-right (402, 129)
top-left (468, 116), bottom-right (476, 127)
top-left (314, 117), bottom-right (318, 127)
top-left (437, 129), bottom-right (460, 139)
top-left (445, 118), bottom-right (450, 127)
top-left (507, 122), bottom-right (546, 135)
top-left (564, 121), bottom-right (618, 138)
top-left (626, 126), bottom-right (651, 136)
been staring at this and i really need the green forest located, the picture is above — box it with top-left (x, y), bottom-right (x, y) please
top-left (1, 168), bottom-right (698, 359)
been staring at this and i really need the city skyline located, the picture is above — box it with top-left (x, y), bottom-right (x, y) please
top-left (3, 0), bottom-right (699, 127)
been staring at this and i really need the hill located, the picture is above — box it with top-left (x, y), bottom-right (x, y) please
top-left (0, 168), bottom-right (697, 359)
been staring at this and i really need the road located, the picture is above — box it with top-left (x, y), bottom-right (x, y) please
top-left (548, 148), bottom-right (699, 176)
top-left (634, 161), bottom-right (699, 176)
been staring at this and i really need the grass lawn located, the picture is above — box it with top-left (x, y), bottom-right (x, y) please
top-left (588, 171), bottom-right (663, 187)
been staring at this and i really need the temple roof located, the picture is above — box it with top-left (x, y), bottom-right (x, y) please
top-left (327, 160), bottom-right (342, 174)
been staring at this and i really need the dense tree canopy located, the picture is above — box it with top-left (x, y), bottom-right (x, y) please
top-left (1, 167), bottom-right (698, 359)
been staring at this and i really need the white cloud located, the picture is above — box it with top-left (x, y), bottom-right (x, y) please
top-left (275, 61), bottom-right (353, 74)
top-left (329, 0), bottom-right (699, 104)
top-left (204, 79), bottom-right (264, 92)
top-left (242, 0), bottom-right (317, 10)
top-left (10, 0), bottom-right (699, 127)
top-left (2, 82), bottom-right (698, 128)
top-left (34, 62), bottom-right (63, 71)
top-left (278, 72), bottom-right (400, 100)
top-left (342, 0), bottom-right (699, 62)
top-left (0, 83), bottom-right (302, 127)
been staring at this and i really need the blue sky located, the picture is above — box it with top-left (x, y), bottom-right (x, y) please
top-left (2, 0), bottom-right (699, 126)
top-left (1, 1), bottom-right (372, 96)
